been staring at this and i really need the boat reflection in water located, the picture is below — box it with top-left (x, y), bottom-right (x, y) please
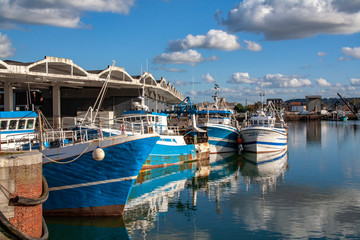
top-left (124, 159), bottom-right (210, 235)
top-left (45, 216), bottom-right (129, 240)
top-left (186, 153), bottom-right (241, 214)
top-left (240, 149), bottom-right (289, 194)
top-left (124, 153), bottom-right (240, 237)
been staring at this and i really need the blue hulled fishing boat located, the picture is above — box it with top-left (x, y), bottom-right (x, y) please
top-left (1, 62), bottom-right (160, 216)
top-left (42, 128), bottom-right (159, 216)
top-left (197, 84), bottom-right (240, 154)
top-left (0, 110), bottom-right (160, 216)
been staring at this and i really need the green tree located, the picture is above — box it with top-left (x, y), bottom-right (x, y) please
top-left (234, 103), bottom-right (245, 113)
top-left (246, 105), bottom-right (254, 112)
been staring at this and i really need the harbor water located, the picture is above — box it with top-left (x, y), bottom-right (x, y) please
top-left (46, 120), bottom-right (360, 239)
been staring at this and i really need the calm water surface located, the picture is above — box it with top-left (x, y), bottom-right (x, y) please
top-left (46, 121), bottom-right (360, 239)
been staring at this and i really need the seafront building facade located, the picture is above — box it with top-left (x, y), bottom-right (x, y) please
top-left (0, 56), bottom-right (184, 127)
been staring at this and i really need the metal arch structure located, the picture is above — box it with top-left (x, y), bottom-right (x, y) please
top-left (96, 65), bottom-right (134, 83)
top-left (0, 56), bottom-right (184, 102)
top-left (0, 56), bottom-right (185, 126)
top-left (0, 60), bottom-right (8, 70)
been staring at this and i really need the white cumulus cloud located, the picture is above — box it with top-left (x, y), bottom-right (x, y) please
top-left (228, 72), bottom-right (258, 84)
top-left (165, 68), bottom-right (186, 73)
top-left (315, 78), bottom-right (331, 87)
top-left (0, 33), bottom-right (15, 58)
top-left (350, 78), bottom-right (360, 86)
top-left (244, 40), bottom-right (262, 51)
top-left (0, 0), bottom-right (136, 28)
top-left (318, 51), bottom-right (327, 56)
top-left (201, 73), bottom-right (216, 83)
top-left (167, 29), bottom-right (240, 51)
top-left (153, 50), bottom-right (219, 66)
top-left (222, 0), bottom-right (360, 40)
top-left (342, 46), bottom-right (360, 59)
top-left (264, 74), bottom-right (312, 88)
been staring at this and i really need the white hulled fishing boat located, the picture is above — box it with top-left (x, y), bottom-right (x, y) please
top-left (240, 91), bottom-right (287, 153)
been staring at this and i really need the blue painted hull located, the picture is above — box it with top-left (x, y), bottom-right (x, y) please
top-left (205, 124), bottom-right (240, 154)
top-left (100, 129), bottom-right (209, 169)
top-left (145, 143), bottom-right (197, 168)
top-left (43, 134), bottom-right (159, 216)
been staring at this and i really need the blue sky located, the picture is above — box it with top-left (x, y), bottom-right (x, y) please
top-left (1, 0), bottom-right (360, 105)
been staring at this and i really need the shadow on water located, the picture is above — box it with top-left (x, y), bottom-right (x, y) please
top-left (45, 216), bottom-right (129, 240)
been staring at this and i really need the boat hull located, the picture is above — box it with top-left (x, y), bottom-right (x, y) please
top-left (42, 133), bottom-right (159, 216)
top-left (203, 123), bottom-right (239, 154)
top-left (240, 127), bottom-right (287, 153)
top-left (143, 138), bottom-right (209, 169)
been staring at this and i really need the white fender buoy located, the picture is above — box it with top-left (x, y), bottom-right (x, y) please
top-left (92, 147), bottom-right (105, 161)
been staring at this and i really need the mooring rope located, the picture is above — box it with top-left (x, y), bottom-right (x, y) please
top-left (40, 139), bottom-right (98, 164)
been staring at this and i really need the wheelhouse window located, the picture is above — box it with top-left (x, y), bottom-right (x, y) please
top-left (26, 119), bottom-right (35, 129)
top-left (9, 120), bottom-right (17, 130)
top-left (18, 120), bottom-right (26, 129)
top-left (0, 120), bottom-right (7, 130)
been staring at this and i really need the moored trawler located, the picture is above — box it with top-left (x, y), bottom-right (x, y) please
top-left (42, 130), bottom-right (159, 216)
top-left (120, 110), bottom-right (209, 169)
top-left (0, 111), bottom-right (38, 151)
top-left (1, 110), bottom-right (160, 216)
top-left (197, 84), bottom-right (240, 154)
top-left (240, 92), bottom-right (288, 153)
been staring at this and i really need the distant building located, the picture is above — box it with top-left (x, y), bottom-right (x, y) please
top-left (306, 96), bottom-right (321, 113)
top-left (289, 102), bottom-right (306, 112)
top-left (267, 98), bottom-right (283, 109)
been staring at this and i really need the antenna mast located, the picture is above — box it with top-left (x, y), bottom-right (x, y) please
top-left (92, 60), bottom-right (116, 122)
top-left (260, 90), bottom-right (265, 110)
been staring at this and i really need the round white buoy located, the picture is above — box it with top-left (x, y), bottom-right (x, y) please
top-left (92, 147), bottom-right (105, 161)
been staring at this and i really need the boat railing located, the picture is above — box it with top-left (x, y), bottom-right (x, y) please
top-left (207, 116), bottom-right (238, 127)
top-left (41, 128), bottom-right (99, 148)
top-left (90, 117), bottom-right (155, 135)
top-left (4, 132), bottom-right (39, 151)
top-left (158, 126), bottom-right (180, 136)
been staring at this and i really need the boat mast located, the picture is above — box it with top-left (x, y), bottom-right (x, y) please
top-left (92, 61), bottom-right (116, 122)
top-left (260, 90), bottom-right (265, 111)
top-left (213, 84), bottom-right (220, 110)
